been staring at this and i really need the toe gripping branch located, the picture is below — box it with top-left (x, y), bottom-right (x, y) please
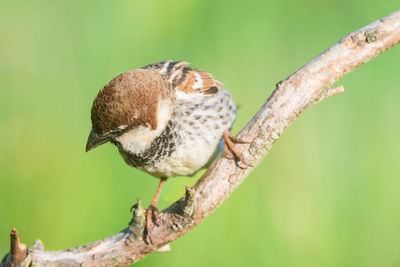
top-left (223, 130), bottom-right (252, 168)
top-left (128, 186), bottom-right (196, 246)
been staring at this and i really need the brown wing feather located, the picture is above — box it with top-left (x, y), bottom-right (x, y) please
top-left (143, 60), bottom-right (223, 95)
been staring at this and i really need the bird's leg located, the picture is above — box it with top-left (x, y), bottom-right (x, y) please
top-left (223, 130), bottom-right (252, 168)
top-left (145, 177), bottom-right (167, 243)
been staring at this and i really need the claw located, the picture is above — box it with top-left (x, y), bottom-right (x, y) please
top-left (145, 205), bottom-right (162, 244)
top-left (150, 205), bottom-right (160, 226)
top-left (223, 130), bottom-right (253, 168)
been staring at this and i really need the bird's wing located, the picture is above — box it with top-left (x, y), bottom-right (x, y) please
top-left (143, 61), bottom-right (223, 95)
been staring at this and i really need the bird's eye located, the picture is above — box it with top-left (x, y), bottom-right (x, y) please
top-left (110, 129), bottom-right (124, 138)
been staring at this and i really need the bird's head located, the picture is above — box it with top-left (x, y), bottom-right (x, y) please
top-left (86, 68), bottom-right (174, 153)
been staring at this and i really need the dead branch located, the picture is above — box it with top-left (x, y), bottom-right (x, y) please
top-left (2, 10), bottom-right (400, 267)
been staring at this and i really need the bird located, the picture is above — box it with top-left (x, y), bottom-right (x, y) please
top-left (86, 60), bottom-right (245, 239)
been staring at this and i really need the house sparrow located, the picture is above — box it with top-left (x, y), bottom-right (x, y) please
top-left (86, 61), bottom-right (244, 237)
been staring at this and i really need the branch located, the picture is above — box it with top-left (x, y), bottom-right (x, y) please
top-left (2, 10), bottom-right (400, 267)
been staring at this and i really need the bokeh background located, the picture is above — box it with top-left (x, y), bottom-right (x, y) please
top-left (1, 1), bottom-right (400, 266)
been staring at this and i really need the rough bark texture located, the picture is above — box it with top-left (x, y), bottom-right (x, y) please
top-left (2, 10), bottom-right (400, 267)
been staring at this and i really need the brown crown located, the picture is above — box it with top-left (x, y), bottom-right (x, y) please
top-left (91, 69), bottom-right (171, 135)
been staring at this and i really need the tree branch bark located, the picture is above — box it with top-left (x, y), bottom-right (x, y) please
top-left (2, 10), bottom-right (400, 267)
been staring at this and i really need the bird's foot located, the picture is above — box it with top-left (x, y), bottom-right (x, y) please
top-left (145, 205), bottom-right (160, 244)
top-left (142, 178), bottom-right (167, 244)
top-left (223, 130), bottom-right (252, 168)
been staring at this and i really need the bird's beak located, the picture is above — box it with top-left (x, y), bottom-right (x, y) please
top-left (86, 129), bottom-right (110, 152)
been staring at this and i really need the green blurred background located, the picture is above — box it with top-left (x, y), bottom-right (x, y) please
top-left (1, 1), bottom-right (400, 266)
